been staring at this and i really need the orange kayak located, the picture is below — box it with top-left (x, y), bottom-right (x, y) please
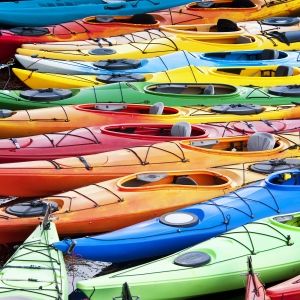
top-left (0, 169), bottom-right (243, 244)
top-left (0, 103), bottom-right (300, 138)
top-left (154, 0), bottom-right (300, 25)
top-left (0, 133), bottom-right (299, 197)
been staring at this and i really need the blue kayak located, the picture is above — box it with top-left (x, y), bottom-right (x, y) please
top-left (54, 169), bottom-right (300, 263)
top-left (0, 0), bottom-right (192, 27)
top-left (16, 49), bottom-right (300, 75)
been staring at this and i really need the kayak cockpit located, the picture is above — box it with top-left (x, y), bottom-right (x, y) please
top-left (267, 170), bottom-right (300, 186)
top-left (273, 213), bottom-right (300, 227)
top-left (146, 83), bottom-right (237, 96)
top-left (188, 0), bottom-right (256, 9)
top-left (161, 19), bottom-right (243, 34)
top-left (75, 103), bottom-right (179, 115)
top-left (214, 65), bottom-right (299, 77)
top-left (84, 14), bottom-right (158, 25)
top-left (202, 49), bottom-right (287, 61)
top-left (119, 170), bottom-right (230, 189)
top-left (184, 132), bottom-right (281, 153)
top-left (103, 122), bottom-right (208, 139)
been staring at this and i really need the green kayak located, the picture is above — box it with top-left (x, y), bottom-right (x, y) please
top-left (0, 219), bottom-right (68, 299)
top-left (77, 212), bottom-right (300, 300)
top-left (0, 83), bottom-right (299, 110)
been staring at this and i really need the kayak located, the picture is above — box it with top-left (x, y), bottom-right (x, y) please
top-left (0, 168), bottom-right (243, 244)
top-left (19, 19), bottom-right (244, 52)
top-left (0, 83), bottom-right (299, 110)
top-left (16, 30), bottom-right (300, 61)
top-left (267, 277), bottom-right (300, 300)
top-left (75, 211), bottom-right (300, 299)
top-left (0, 132), bottom-right (299, 196)
top-left (53, 169), bottom-right (300, 263)
top-left (246, 258), bottom-right (300, 300)
top-left (0, 220), bottom-right (67, 299)
top-left (13, 65), bottom-right (300, 88)
top-left (0, 102), bottom-right (299, 138)
top-left (20, 18), bottom-right (300, 52)
top-left (153, 0), bottom-right (300, 25)
top-left (0, 0), bottom-right (192, 27)
top-left (0, 119), bottom-right (298, 163)
top-left (0, 15), bottom-right (160, 62)
top-left (15, 49), bottom-right (300, 75)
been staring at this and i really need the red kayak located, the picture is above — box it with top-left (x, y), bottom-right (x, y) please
top-left (245, 257), bottom-right (300, 300)
top-left (267, 275), bottom-right (300, 300)
top-left (0, 14), bottom-right (159, 62)
top-left (0, 119), bottom-right (299, 163)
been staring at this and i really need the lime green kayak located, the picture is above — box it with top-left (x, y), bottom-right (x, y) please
top-left (0, 220), bottom-right (68, 299)
top-left (77, 212), bottom-right (300, 300)
top-left (0, 83), bottom-right (299, 110)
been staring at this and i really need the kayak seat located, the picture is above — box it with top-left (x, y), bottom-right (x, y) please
top-left (95, 103), bottom-right (127, 111)
top-left (216, 19), bottom-right (239, 32)
top-left (191, 139), bottom-right (219, 148)
top-left (136, 173), bottom-right (167, 183)
top-left (260, 49), bottom-right (280, 60)
top-left (247, 132), bottom-right (276, 151)
top-left (232, 0), bottom-right (255, 8)
top-left (203, 85), bottom-right (215, 95)
top-left (236, 36), bottom-right (253, 44)
top-left (149, 102), bottom-right (164, 115)
top-left (275, 66), bottom-right (294, 77)
top-left (174, 176), bottom-right (198, 185)
top-left (129, 14), bottom-right (157, 25)
top-left (171, 122), bottom-right (192, 137)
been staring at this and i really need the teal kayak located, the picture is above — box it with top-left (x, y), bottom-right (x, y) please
top-left (0, 83), bottom-right (299, 110)
top-left (77, 212), bottom-right (300, 299)
top-left (0, 218), bottom-right (68, 299)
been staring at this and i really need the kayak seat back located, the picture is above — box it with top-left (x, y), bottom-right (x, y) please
top-left (275, 65), bottom-right (294, 77)
top-left (171, 122), bottom-right (192, 137)
top-left (174, 176), bottom-right (198, 185)
top-left (260, 49), bottom-right (280, 60)
top-left (95, 103), bottom-right (127, 111)
top-left (149, 102), bottom-right (164, 115)
top-left (216, 19), bottom-right (239, 32)
top-left (236, 36), bottom-right (253, 44)
top-left (192, 0), bottom-right (255, 9)
top-left (203, 85), bottom-right (215, 95)
top-left (247, 132), bottom-right (275, 151)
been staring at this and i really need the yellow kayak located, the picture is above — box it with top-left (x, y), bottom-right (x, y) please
top-left (13, 65), bottom-right (300, 88)
top-left (153, 0), bottom-right (300, 25)
top-left (16, 31), bottom-right (300, 61)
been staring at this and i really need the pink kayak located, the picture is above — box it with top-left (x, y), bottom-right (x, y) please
top-left (0, 119), bottom-right (299, 163)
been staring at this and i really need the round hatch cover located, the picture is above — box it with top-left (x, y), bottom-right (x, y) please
top-left (211, 104), bottom-right (264, 115)
top-left (20, 88), bottom-right (73, 101)
top-left (174, 251), bottom-right (211, 267)
top-left (249, 158), bottom-right (300, 174)
top-left (6, 200), bottom-right (58, 217)
top-left (159, 212), bottom-right (199, 227)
